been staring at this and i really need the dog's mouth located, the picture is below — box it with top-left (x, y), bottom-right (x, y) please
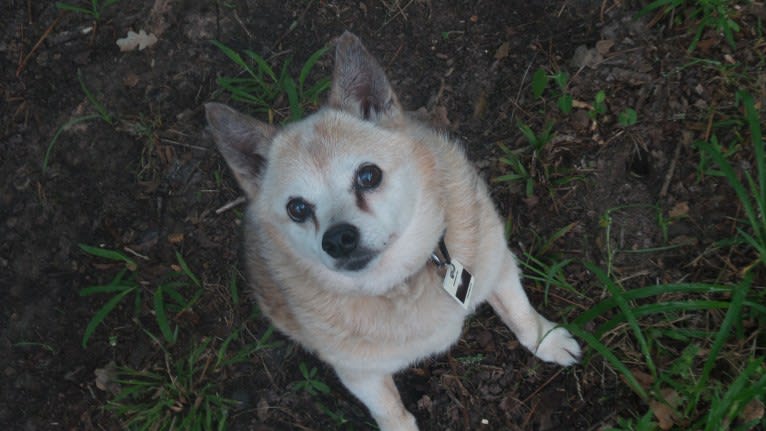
top-left (334, 249), bottom-right (378, 272)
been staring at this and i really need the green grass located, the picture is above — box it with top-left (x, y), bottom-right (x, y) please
top-left (495, 123), bottom-right (583, 200)
top-left (590, 90), bottom-right (607, 119)
top-left (56, 0), bottom-right (119, 20)
top-left (291, 362), bottom-right (331, 396)
top-left (567, 266), bottom-right (765, 429)
top-left (211, 40), bottom-right (330, 123)
top-left (530, 67), bottom-right (573, 114)
top-left (107, 328), bottom-right (276, 431)
top-left (79, 245), bottom-right (203, 347)
top-left (495, 141), bottom-right (535, 197)
top-left (638, 0), bottom-right (741, 52)
top-left (43, 69), bottom-right (113, 173)
top-left (697, 91), bottom-right (766, 271)
top-left (618, 108), bottom-right (638, 127)
top-left (507, 72), bottom-right (765, 428)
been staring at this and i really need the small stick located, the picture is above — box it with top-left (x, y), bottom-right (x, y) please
top-left (660, 131), bottom-right (688, 197)
top-left (215, 196), bottom-right (246, 214)
top-left (521, 368), bottom-right (564, 405)
top-left (17, 13), bottom-right (65, 77)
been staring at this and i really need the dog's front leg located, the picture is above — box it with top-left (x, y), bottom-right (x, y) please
top-left (488, 256), bottom-right (581, 366)
top-left (335, 367), bottom-right (418, 431)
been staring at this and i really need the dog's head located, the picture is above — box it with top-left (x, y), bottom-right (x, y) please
top-left (207, 32), bottom-right (445, 295)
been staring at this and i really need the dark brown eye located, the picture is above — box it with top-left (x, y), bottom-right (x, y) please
top-left (356, 164), bottom-right (382, 190)
top-left (286, 198), bottom-right (313, 223)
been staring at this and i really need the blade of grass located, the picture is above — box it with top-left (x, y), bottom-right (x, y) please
top-left (688, 274), bottom-right (752, 416)
top-left (740, 91), bottom-right (764, 201)
top-left (211, 41), bottom-right (256, 78)
top-left (153, 286), bottom-right (176, 344)
top-left (305, 77), bottom-right (331, 104)
top-left (574, 283), bottom-right (733, 325)
top-left (594, 299), bottom-right (743, 336)
top-left (43, 114), bottom-right (101, 173)
top-left (245, 49), bottom-right (277, 82)
top-left (565, 323), bottom-right (648, 400)
top-left (697, 139), bottom-right (759, 235)
top-left (228, 267), bottom-right (239, 305)
top-left (55, 2), bottom-right (92, 15)
top-left (283, 75), bottom-right (302, 121)
top-left (586, 263), bottom-right (657, 378)
top-left (80, 283), bottom-right (134, 296)
top-left (77, 69), bottom-right (112, 123)
top-left (538, 222), bottom-right (578, 256)
top-left (531, 67), bottom-right (548, 99)
top-left (298, 46), bottom-right (329, 92)
top-left (82, 286), bottom-right (136, 347)
top-left (175, 251), bottom-right (201, 287)
top-left (79, 243), bottom-right (137, 270)
top-left (705, 357), bottom-right (765, 430)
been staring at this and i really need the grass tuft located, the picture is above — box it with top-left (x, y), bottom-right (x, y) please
top-left (211, 41), bottom-right (330, 123)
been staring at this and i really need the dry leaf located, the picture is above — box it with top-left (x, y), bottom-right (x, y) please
top-left (595, 39), bottom-right (615, 55)
top-left (116, 30), bottom-right (158, 52)
top-left (94, 361), bottom-right (120, 395)
top-left (631, 368), bottom-right (654, 389)
top-left (650, 399), bottom-right (675, 430)
top-left (572, 99), bottom-right (593, 110)
top-left (494, 41), bottom-right (510, 60)
top-left (123, 72), bottom-right (139, 88)
top-left (740, 399), bottom-right (765, 423)
top-left (649, 388), bottom-right (681, 431)
top-left (571, 45), bottom-right (603, 69)
top-left (256, 398), bottom-right (270, 422)
top-left (669, 202), bottom-right (689, 218)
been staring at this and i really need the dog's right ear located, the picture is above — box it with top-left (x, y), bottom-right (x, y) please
top-left (205, 102), bottom-right (275, 199)
top-left (328, 31), bottom-right (403, 124)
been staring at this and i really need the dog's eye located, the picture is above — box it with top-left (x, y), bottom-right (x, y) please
top-left (286, 198), bottom-right (313, 223)
top-left (356, 164), bottom-right (382, 190)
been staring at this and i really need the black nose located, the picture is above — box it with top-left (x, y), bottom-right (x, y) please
top-left (322, 223), bottom-right (359, 259)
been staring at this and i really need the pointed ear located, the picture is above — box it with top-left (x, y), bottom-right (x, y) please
top-left (328, 31), bottom-right (403, 123)
top-left (205, 102), bottom-right (276, 199)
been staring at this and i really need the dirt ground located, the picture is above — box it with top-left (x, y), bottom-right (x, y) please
top-left (1, 0), bottom-right (764, 430)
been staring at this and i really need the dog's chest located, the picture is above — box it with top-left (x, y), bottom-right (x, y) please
top-left (297, 269), bottom-right (469, 369)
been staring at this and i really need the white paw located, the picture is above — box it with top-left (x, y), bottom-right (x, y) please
top-left (534, 325), bottom-right (581, 366)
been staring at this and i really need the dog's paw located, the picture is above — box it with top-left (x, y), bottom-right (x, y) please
top-left (534, 326), bottom-right (581, 366)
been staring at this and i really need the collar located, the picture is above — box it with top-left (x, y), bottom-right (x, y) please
top-left (429, 231), bottom-right (451, 268)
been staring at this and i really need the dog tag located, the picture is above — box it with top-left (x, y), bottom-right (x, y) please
top-left (441, 259), bottom-right (474, 309)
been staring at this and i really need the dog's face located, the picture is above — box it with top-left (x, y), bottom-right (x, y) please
top-left (259, 110), bottom-right (424, 274)
top-left (207, 32), bottom-right (444, 295)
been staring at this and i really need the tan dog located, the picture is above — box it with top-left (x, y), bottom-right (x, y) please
top-left (206, 31), bottom-right (580, 431)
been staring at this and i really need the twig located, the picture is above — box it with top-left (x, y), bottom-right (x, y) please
top-left (272, 0), bottom-right (314, 51)
top-left (215, 196), bottom-right (247, 214)
top-left (123, 247), bottom-right (150, 261)
top-left (520, 368), bottom-right (564, 404)
top-left (17, 13), bottom-right (65, 77)
top-left (159, 138), bottom-right (210, 151)
top-left (660, 131), bottom-right (687, 197)
top-left (232, 8), bottom-right (253, 40)
top-left (378, 0), bottom-right (416, 31)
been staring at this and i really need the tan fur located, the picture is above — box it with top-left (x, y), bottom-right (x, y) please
top-left (206, 32), bottom-right (580, 431)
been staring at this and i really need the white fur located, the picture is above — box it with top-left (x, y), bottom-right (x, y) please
top-left (205, 32), bottom-right (580, 431)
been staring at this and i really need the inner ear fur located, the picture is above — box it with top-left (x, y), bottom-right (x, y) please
top-left (328, 31), bottom-right (403, 123)
top-left (205, 102), bottom-right (276, 198)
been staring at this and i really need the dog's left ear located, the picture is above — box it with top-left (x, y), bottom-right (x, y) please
top-left (205, 103), bottom-right (276, 199)
top-left (328, 31), bottom-right (403, 123)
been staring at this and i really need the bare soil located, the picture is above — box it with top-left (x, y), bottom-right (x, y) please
top-left (1, 1), bottom-right (764, 430)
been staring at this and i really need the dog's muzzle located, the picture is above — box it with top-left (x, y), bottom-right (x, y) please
top-left (322, 223), bottom-right (376, 271)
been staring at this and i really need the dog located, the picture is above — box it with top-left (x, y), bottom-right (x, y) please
top-left (205, 31), bottom-right (580, 431)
